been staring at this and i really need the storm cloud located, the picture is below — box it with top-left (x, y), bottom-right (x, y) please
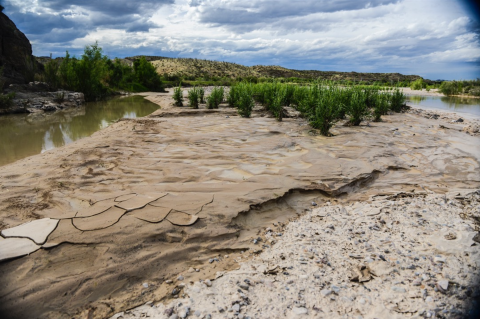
top-left (1, 0), bottom-right (479, 79)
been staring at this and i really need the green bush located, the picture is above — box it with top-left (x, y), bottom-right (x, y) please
top-left (410, 79), bottom-right (425, 90)
top-left (390, 89), bottom-right (406, 112)
top-left (439, 81), bottom-right (460, 96)
top-left (373, 93), bottom-right (389, 122)
top-left (206, 86), bottom-right (224, 109)
top-left (188, 87), bottom-right (200, 108)
top-left (347, 90), bottom-right (368, 126)
top-left (308, 86), bottom-right (338, 136)
top-left (237, 90), bottom-right (254, 117)
top-left (173, 85), bottom-right (183, 106)
top-left (0, 92), bottom-right (15, 109)
top-left (198, 87), bottom-right (205, 103)
top-left (227, 85), bottom-right (239, 107)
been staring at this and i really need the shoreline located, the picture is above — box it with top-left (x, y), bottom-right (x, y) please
top-left (0, 91), bottom-right (479, 318)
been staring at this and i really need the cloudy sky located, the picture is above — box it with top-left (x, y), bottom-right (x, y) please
top-left (2, 0), bottom-right (479, 80)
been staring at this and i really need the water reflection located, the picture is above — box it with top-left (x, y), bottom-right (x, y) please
top-left (0, 95), bottom-right (159, 166)
top-left (406, 95), bottom-right (480, 117)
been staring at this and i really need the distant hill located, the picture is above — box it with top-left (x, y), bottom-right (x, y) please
top-left (124, 56), bottom-right (423, 83)
top-left (35, 54), bottom-right (424, 84)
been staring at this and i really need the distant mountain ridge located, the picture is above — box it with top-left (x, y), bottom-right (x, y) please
top-left (34, 54), bottom-right (423, 84)
top-left (124, 55), bottom-right (423, 83)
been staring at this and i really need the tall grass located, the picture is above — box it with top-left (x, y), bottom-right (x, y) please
top-left (227, 81), bottom-right (406, 136)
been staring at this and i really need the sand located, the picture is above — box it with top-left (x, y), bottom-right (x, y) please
top-left (0, 90), bottom-right (479, 318)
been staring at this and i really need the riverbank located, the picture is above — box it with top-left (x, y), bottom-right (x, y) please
top-left (0, 91), bottom-right (479, 318)
top-left (0, 81), bottom-right (85, 115)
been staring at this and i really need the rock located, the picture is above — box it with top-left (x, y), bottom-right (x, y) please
top-left (412, 278), bottom-right (422, 286)
top-left (321, 289), bottom-right (333, 296)
top-left (238, 283), bottom-right (249, 291)
top-left (232, 304), bottom-right (240, 312)
top-left (194, 310), bottom-right (201, 317)
top-left (169, 315), bottom-right (179, 319)
top-left (0, 11), bottom-right (39, 86)
top-left (392, 286), bottom-right (406, 293)
top-left (204, 279), bottom-right (212, 287)
top-left (178, 307), bottom-right (190, 318)
top-left (331, 285), bottom-right (341, 294)
top-left (437, 279), bottom-right (449, 292)
top-left (142, 283), bottom-right (149, 288)
top-left (434, 256), bottom-right (446, 263)
top-left (456, 118), bottom-right (464, 122)
top-left (292, 307), bottom-right (308, 316)
top-left (177, 275), bottom-right (184, 281)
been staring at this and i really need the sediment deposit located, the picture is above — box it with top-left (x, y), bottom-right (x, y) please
top-left (0, 90), bottom-right (479, 318)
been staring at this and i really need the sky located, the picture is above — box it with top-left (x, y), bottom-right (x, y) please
top-left (1, 0), bottom-right (479, 80)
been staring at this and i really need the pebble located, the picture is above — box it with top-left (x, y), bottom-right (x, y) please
top-left (392, 286), bottom-right (406, 293)
top-left (292, 307), bottom-right (308, 315)
top-left (194, 310), bottom-right (201, 317)
top-left (142, 283), bottom-right (149, 288)
top-left (321, 289), bottom-right (333, 296)
top-left (232, 304), bottom-right (240, 312)
top-left (412, 278), bottom-right (422, 286)
top-left (177, 275), bottom-right (184, 281)
top-left (178, 307), bottom-right (190, 318)
top-left (331, 285), bottom-right (341, 294)
top-left (437, 279), bottom-right (449, 291)
top-left (169, 315), bottom-right (178, 319)
top-left (204, 279), bottom-right (212, 287)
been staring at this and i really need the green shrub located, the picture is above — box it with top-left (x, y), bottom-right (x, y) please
top-left (188, 87), bottom-right (200, 108)
top-left (347, 90), bottom-right (368, 126)
top-left (237, 90), bottom-right (254, 117)
top-left (373, 93), bottom-right (389, 122)
top-left (309, 88), bottom-right (338, 136)
top-left (389, 89), bottom-right (406, 112)
top-left (227, 85), bottom-right (239, 107)
top-left (410, 79), bottom-right (425, 90)
top-left (206, 86), bottom-right (224, 109)
top-left (44, 59), bottom-right (60, 90)
top-left (0, 92), bottom-right (15, 109)
top-left (173, 85), bottom-right (183, 106)
top-left (439, 81), bottom-right (460, 96)
top-left (198, 87), bottom-right (205, 103)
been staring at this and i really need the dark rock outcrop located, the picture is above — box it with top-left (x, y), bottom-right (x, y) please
top-left (0, 10), bottom-right (37, 87)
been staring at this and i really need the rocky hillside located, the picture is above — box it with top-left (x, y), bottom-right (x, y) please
top-left (0, 9), bottom-right (38, 86)
top-left (125, 56), bottom-right (423, 82)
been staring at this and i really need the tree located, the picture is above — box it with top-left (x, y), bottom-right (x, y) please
top-left (133, 56), bottom-right (163, 91)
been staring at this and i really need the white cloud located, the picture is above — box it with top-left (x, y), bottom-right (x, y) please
top-left (3, 0), bottom-right (480, 79)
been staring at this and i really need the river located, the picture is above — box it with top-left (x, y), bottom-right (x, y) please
top-left (0, 95), bottom-right (159, 166)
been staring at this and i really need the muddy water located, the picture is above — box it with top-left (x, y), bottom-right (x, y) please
top-left (406, 95), bottom-right (480, 118)
top-left (0, 95), bottom-right (159, 166)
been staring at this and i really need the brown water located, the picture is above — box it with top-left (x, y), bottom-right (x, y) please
top-left (0, 95), bottom-right (159, 166)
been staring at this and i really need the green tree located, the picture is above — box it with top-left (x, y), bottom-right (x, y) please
top-left (133, 56), bottom-right (163, 91)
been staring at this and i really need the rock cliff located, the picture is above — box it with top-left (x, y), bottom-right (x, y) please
top-left (0, 9), bottom-right (37, 87)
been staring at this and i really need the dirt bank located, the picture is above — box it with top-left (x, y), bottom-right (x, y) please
top-left (0, 91), bottom-right (479, 319)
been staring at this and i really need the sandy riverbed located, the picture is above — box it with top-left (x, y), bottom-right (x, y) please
top-left (0, 91), bottom-right (479, 319)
